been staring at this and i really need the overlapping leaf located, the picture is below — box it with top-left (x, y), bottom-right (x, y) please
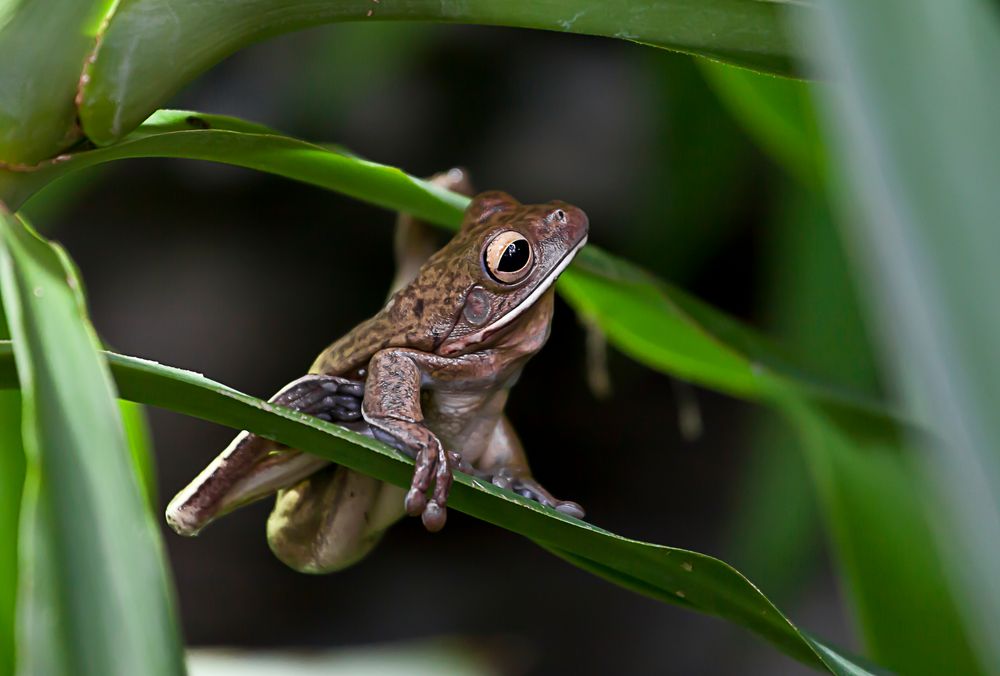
top-left (0, 210), bottom-right (183, 676)
top-left (0, 110), bottom-right (895, 425)
top-left (0, 339), bottom-right (876, 675)
top-left (0, 0), bottom-right (114, 164)
top-left (803, 0), bottom-right (1000, 671)
top-left (75, 0), bottom-right (806, 146)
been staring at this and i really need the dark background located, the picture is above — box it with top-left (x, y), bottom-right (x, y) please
top-left (37, 23), bottom-right (854, 675)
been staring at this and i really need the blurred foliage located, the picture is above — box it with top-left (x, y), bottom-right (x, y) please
top-left (704, 62), bottom-right (981, 673)
top-left (1, 0), bottom-right (999, 674)
top-left (804, 0), bottom-right (1000, 670)
top-left (0, 212), bottom-right (183, 676)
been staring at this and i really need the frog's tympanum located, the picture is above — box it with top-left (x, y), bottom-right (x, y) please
top-left (166, 170), bottom-right (589, 573)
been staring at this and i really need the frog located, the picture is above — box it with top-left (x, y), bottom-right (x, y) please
top-left (165, 169), bottom-right (589, 573)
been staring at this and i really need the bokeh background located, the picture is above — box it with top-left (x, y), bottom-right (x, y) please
top-left (27, 23), bottom-right (868, 675)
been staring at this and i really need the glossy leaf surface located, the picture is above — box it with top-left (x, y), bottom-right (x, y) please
top-left (0, 211), bottom-right (183, 676)
top-left (0, 340), bottom-right (877, 675)
top-left (77, 0), bottom-right (805, 145)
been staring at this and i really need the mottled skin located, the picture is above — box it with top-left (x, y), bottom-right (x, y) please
top-left (166, 171), bottom-right (588, 573)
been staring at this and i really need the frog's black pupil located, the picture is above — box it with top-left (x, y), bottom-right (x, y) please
top-left (497, 239), bottom-right (530, 272)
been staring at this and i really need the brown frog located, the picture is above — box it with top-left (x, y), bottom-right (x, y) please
top-left (166, 170), bottom-right (588, 573)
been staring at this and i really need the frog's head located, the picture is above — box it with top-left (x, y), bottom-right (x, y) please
top-left (434, 191), bottom-right (589, 355)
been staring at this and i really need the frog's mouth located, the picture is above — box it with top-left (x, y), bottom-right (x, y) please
top-left (460, 235), bottom-right (588, 347)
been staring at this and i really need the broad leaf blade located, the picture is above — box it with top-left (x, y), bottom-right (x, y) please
top-left (0, 210), bottom-right (184, 676)
top-left (0, 341), bottom-right (879, 676)
top-left (76, 0), bottom-right (805, 145)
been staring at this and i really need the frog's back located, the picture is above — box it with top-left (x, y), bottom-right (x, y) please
top-left (309, 314), bottom-right (393, 378)
top-left (309, 288), bottom-right (454, 378)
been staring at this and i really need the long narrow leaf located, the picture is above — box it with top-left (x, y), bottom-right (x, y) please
top-left (0, 210), bottom-right (184, 675)
top-left (0, 110), bottom-right (896, 426)
top-left (75, 0), bottom-right (806, 145)
top-left (0, 301), bottom-right (22, 676)
top-left (803, 0), bottom-right (1000, 671)
top-left (0, 340), bottom-right (878, 675)
top-left (702, 67), bottom-right (980, 673)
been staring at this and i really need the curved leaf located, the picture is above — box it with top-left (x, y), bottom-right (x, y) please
top-left (0, 110), bottom-right (897, 424)
top-left (0, 210), bottom-right (183, 675)
top-left (805, 0), bottom-right (1000, 671)
top-left (0, 0), bottom-right (114, 164)
top-left (702, 66), bottom-right (981, 674)
top-left (0, 339), bottom-right (878, 675)
top-left (76, 0), bottom-right (806, 145)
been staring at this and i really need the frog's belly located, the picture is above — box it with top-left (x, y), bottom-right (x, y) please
top-left (422, 388), bottom-right (508, 466)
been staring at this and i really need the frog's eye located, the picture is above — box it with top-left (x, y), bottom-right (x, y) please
top-left (484, 231), bottom-right (533, 284)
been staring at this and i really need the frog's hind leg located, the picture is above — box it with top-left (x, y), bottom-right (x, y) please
top-left (476, 416), bottom-right (586, 520)
top-left (267, 467), bottom-right (405, 574)
top-left (165, 374), bottom-right (365, 536)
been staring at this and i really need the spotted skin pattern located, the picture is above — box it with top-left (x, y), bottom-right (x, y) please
top-left (166, 170), bottom-right (589, 573)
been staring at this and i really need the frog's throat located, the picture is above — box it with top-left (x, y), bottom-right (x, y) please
top-left (462, 235), bottom-right (587, 347)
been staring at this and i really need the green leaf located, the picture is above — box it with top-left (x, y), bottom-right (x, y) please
top-left (0, 390), bottom-right (22, 676)
top-left (0, 210), bottom-right (183, 675)
top-left (0, 110), bottom-right (894, 418)
top-left (0, 110), bottom-right (469, 222)
top-left (803, 0), bottom-right (1000, 671)
top-left (703, 66), bottom-right (981, 673)
top-left (76, 0), bottom-right (806, 146)
top-left (699, 61), bottom-right (825, 188)
top-left (0, 0), bottom-right (115, 164)
top-left (0, 340), bottom-right (879, 676)
top-left (0, 300), bottom-right (22, 676)
top-left (119, 399), bottom-right (157, 510)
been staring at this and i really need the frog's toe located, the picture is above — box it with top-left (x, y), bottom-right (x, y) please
top-left (403, 440), bottom-right (454, 530)
top-left (404, 486), bottom-right (427, 516)
top-left (509, 476), bottom-right (585, 520)
top-left (270, 374), bottom-right (366, 425)
top-left (421, 500), bottom-right (447, 532)
top-left (554, 501), bottom-right (586, 520)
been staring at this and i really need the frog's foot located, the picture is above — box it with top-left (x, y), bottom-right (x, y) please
top-left (166, 374), bottom-right (366, 536)
top-left (369, 425), bottom-right (454, 533)
top-left (487, 468), bottom-right (585, 520)
top-left (273, 374), bottom-right (366, 423)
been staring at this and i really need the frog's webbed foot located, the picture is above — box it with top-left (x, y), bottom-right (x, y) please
top-left (486, 468), bottom-right (585, 520)
top-left (273, 374), bottom-right (366, 424)
top-left (166, 374), bottom-right (367, 536)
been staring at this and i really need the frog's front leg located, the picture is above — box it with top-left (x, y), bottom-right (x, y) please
top-left (477, 416), bottom-right (585, 519)
top-left (166, 374), bottom-right (365, 536)
top-left (362, 348), bottom-right (467, 532)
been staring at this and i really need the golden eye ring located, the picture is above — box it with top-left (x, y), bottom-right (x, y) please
top-left (484, 231), bottom-right (533, 284)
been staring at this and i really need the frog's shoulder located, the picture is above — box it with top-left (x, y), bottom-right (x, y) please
top-left (309, 293), bottom-right (452, 378)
